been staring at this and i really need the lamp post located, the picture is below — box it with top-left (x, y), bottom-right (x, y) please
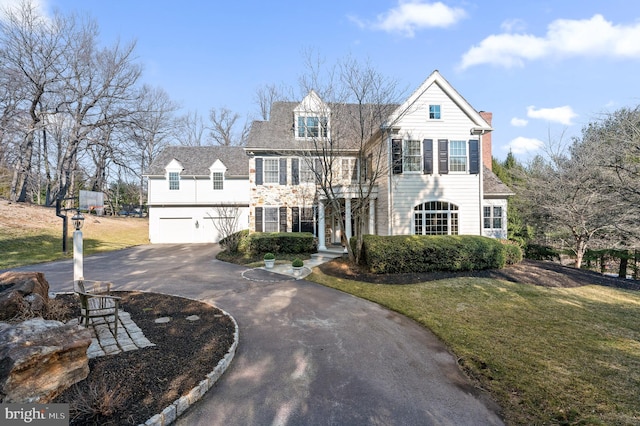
top-left (72, 210), bottom-right (85, 288)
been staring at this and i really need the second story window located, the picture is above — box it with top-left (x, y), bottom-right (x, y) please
top-left (300, 159), bottom-right (315, 183)
top-left (449, 140), bottom-right (467, 172)
top-left (429, 105), bottom-right (441, 119)
top-left (264, 159), bottom-right (279, 183)
top-left (404, 140), bottom-right (421, 172)
top-left (341, 158), bottom-right (357, 182)
top-left (212, 172), bottom-right (224, 190)
top-left (297, 116), bottom-right (327, 138)
top-left (169, 172), bottom-right (180, 190)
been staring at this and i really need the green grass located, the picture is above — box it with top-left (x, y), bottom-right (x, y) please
top-left (0, 218), bottom-right (149, 270)
top-left (308, 270), bottom-right (640, 425)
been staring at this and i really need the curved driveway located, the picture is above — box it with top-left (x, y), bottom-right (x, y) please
top-left (13, 244), bottom-right (503, 425)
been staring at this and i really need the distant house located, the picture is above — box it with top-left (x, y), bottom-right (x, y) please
top-left (144, 146), bottom-right (249, 244)
top-left (244, 70), bottom-right (513, 249)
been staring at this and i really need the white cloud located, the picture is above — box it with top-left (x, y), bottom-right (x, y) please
top-left (510, 117), bottom-right (528, 127)
top-left (353, 1), bottom-right (467, 37)
top-left (527, 105), bottom-right (577, 126)
top-left (459, 14), bottom-right (640, 69)
top-left (507, 136), bottom-right (544, 155)
top-left (500, 18), bottom-right (526, 33)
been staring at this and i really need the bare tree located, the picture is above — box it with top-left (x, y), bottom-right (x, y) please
top-left (208, 107), bottom-right (248, 146)
top-left (51, 28), bottom-right (142, 203)
top-left (175, 110), bottom-right (206, 146)
top-left (126, 85), bottom-right (179, 206)
top-left (211, 206), bottom-right (242, 252)
top-left (520, 128), bottom-right (636, 268)
top-left (0, 1), bottom-right (70, 202)
top-left (297, 54), bottom-right (402, 263)
top-left (254, 83), bottom-right (290, 120)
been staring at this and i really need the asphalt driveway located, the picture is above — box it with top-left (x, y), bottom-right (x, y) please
top-left (13, 244), bottom-right (504, 425)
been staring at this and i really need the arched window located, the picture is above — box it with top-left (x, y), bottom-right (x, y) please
top-left (414, 201), bottom-right (459, 235)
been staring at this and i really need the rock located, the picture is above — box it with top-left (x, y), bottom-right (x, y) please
top-left (0, 318), bottom-right (92, 403)
top-left (0, 272), bottom-right (50, 320)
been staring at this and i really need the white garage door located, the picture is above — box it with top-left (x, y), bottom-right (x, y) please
top-left (157, 217), bottom-right (193, 243)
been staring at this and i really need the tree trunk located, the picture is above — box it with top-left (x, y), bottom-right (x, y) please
top-left (618, 251), bottom-right (629, 279)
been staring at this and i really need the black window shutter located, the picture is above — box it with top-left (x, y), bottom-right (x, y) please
top-left (255, 207), bottom-right (263, 232)
top-left (438, 139), bottom-right (449, 174)
top-left (279, 158), bottom-right (287, 185)
top-left (279, 207), bottom-right (287, 232)
top-left (255, 158), bottom-right (263, 185)
top-left (392, 139), bottom-right (403, 174)
top-left (469, 139), bottom-right (480, 174)
top-left (422, 139), bottom-right (433, 174)
top-left (291, 158), bottom-right (299, 185)
top-left (291, 207), bottom-right (300, 232)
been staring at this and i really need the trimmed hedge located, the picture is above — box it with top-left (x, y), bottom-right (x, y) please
top-left (239, 232), bottom-right (316, 256)
top-left (503, 240), bottom-right (523, 265)
top-left (361, 235), bottom-right (508, 274)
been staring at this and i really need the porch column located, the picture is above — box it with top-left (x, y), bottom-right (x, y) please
top-left (345, 197), bottom-right (352, 253)
top-left (369, 198), bottom-right (375, 234)
top-left (318, 201), bottom-right (327, 251)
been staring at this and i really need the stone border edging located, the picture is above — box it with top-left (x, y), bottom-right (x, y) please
top-left (139, 303), bottom-right (239, 426)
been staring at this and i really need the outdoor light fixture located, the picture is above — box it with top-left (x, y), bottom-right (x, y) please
top-left (71, 211), bottom-right (85, 231)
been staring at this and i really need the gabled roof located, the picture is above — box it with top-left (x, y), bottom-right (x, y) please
top-left (144, 146), bottom-right (248, 177)
top-left (386, 70), bottom-right (492, 132)
top-left (483, 166), bottom-right (514, 197)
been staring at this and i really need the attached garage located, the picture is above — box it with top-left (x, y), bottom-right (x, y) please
top-left (155, 217), bottom-right (193, 244)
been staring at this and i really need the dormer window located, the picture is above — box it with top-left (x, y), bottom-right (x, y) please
top-left (169, 172), bottom-right (180, 190)
top-left (212, 172), bottom-right (224, 190)
top-left (297, 115), bottom-right (328, 138)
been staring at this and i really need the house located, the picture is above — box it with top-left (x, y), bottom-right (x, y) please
top-left (144, 146), bottom-right (249, 243)
top-left (244, 70), bottom-right (512, 249)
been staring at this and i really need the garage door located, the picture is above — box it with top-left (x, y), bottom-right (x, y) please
top-left (157, 217), bottom-right (193, 243)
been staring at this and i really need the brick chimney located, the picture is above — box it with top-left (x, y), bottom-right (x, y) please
top-left (479, 111), bottom-right (493, 171)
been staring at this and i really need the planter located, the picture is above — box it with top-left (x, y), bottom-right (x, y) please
top-left (292, 266), bottom-right (303, 276)
top-left (264, 259), bottom-right (275, 269)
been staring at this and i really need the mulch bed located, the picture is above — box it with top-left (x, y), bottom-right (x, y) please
top-left (52, 292), bottom-right (235, 426)
top-left (318, 257), bottom-right (640, 291)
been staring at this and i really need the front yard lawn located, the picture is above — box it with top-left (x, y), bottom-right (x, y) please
top-left (308, 267), bottom-right (640, 425)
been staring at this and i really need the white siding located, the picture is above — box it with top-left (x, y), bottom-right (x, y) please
top-left (147, 172), bottom-right (250, 244)
top-left (387, 82), bottom-right (483, 236)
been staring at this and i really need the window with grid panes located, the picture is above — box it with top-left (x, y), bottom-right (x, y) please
top-left (264, 207), bottom-right (279, 232)
top-left (169, 172), bottom-right (180, 190)
top-left (264, 159), bottom-right (279, 183)
top-left (414, 201), bottom-right (459, 235)
top-left (404, 140), bottom-right (421, 172)
top-left (449, 140), bottom-right (467, 172)
top-left (212, 172), bottom-right (223, 190)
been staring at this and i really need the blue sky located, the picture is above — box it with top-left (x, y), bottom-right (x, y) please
top-left (6, 0), bottom-right (640, 161)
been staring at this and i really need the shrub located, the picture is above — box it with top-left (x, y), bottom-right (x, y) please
top-left (502, 240), bottom-right (523, 265)
top-left (263, 252), bottom-right (275, 260)
top-left (242, 232), bottom-right (316, 256)
top-left (361, 235), bottom-right (506, 274)
top-left (219, 229), bottom-right (248, 253)
top-left (292, 258), bottom-right (304, 267)
top-left (525, 243), bottom-right (558, 261)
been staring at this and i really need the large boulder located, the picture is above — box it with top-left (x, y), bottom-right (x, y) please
top-left (0, 318), bottom-right (92, 403)
top-left (0, 272), bottom-right (50, 320)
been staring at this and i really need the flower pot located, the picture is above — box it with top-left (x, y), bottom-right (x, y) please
top-left (292, 266), bottom-right (303, 276)
top-left (264, 259), bottom-right (275, 269)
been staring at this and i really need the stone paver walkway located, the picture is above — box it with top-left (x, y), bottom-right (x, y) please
top-left (68, 310), bottom-right (155, 358)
